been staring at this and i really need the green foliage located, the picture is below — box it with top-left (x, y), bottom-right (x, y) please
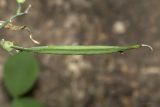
top-left (12, 98), bottom-right (43, 107)
top-left (0, 0), bottom-right (152, 106)
top-left (4, 52), bottom-right (39, 98)
top-left (1, 1), bottom-right (44, 107)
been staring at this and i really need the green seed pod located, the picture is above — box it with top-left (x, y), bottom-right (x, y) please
top-left (12, 45), bottom-right (141, 55)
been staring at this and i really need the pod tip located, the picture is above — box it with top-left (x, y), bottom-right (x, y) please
top-left (141, 44), bottom-right (153, 51)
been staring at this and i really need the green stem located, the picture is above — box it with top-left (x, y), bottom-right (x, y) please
top-left (0, 5), bottom-right (31, 29)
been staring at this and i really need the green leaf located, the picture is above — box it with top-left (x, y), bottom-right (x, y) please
top-left (4, 52), bottom-right (39, 98)
top-left (12, 98), bottom-right (43, 107)
top-left (16, 0), bottom-right (26, 4)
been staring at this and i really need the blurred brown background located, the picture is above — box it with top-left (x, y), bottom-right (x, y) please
top-left (0, 0), bottom-right (160, 107)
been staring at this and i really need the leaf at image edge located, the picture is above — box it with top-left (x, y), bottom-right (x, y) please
top-left (12, 97), bottom-right (43, 107)
top-left (4, 52), bottom-right (39, 98)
